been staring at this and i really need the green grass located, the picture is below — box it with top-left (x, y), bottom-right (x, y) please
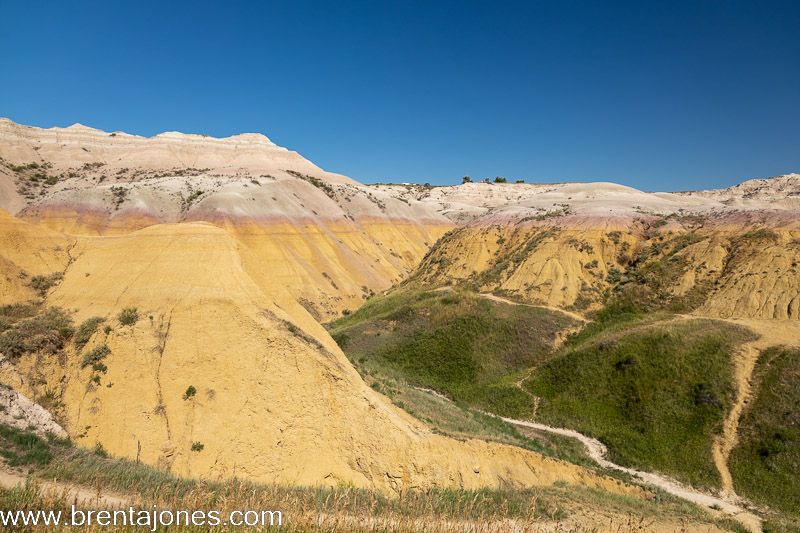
top-left (73, 316), bottom-right (105, 350)
top-left (327, 288), bottom-right (603, 467)
top-left (0, 424), bottom-right (69, 467)
top-left (367, 375), bottom-right (595, 468)
top-left (328, 288), bottom-right (575, 418)
top-left (525, 319), bottom-right (756, 490)
top-left (730, 347), bottom-right (800, 527)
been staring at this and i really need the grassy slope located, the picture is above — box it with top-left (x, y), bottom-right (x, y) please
top-left (0, 423), bottom-right (745, 532)
top-left (729, 347), bottom-right (800, 529)
top-left (525, 318), bottom-right (755, 490)
top-left (327, 288), bottom-right (598, 465)
top-left (328, 288), bottom-right (575, 418)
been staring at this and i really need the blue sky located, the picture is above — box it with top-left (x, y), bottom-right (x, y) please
top-left (1, 0), bottom-right (798, 190)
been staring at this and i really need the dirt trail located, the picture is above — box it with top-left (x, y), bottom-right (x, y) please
top-left (412, 384), bottom-right (762, 532)
top-left (477, 292), bottom-right (589, 323)
top-left (707, 318), bottom-right (800, 499)
top-left (0, 467), bottom-right (132, 508)
top-left (499, 416), bottom-right (763, 533)
top-left (713, 343), bottom-right (760, 497)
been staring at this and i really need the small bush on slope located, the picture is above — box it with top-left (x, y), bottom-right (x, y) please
top-left (0, 305), bottom-right (73, 360)
top-left (117, 307), bottom-right (139, 326)
top-left (525, 319), bottom-right (756, 490)
top-left (328, 289), bottom-right (575, 418)
top-left (730, 347), bottom-right (800, 526)
top-left (73, 316), bottom-right (105, 351)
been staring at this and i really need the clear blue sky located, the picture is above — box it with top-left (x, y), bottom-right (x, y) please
top-left (1, 1), bottom-right (798, 190)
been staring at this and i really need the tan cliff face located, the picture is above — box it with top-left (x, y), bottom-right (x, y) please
top-left (407, 212), bottom-right (800, 318)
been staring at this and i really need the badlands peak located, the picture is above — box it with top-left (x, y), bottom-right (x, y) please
top-left (0, 117), bottom-right (355, 185)
top-left (1, 117), bottom-right (277, 145)
top-left (152, 130), bottom-right (277, 146)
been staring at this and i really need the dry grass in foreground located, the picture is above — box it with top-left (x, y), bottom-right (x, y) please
top-left (0, 423), bottom-right (749, 532)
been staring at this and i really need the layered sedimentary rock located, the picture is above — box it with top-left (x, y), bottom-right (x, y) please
top-left (392, 182), bottom-right (800, 318)
top-left (1, 117), bottom-right (798, 497)
top-left (0, 118), bottom-right (453, 318)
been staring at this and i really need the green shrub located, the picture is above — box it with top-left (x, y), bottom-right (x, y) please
top-left (0, 306), bottom-right (73, 360)
top-left (73, 316), bottom-right (105, 350)
top-left (118, 308), bottom-right (139, 326)
top-left (27, 272), bottom-right (63, 296)
top-left (0, 425), bottom-right (53, 467)
top-left (94, 443), bottom-right (108, 458)
top-left (190, 441), bottom-right (204, 452)
top-left (81, 345), bottom-right (110, 369)
top-left (183, 386), bottom-right (197, 400)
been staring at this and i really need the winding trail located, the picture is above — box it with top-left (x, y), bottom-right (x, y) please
top-left (500, 416), bottom-right (762, 533)
top-left (707, 318), bottom-right (800, 500)
top-left (415, 383), bottom-right (762, 532)
top-left (712, 343), bottom-right (760, 497)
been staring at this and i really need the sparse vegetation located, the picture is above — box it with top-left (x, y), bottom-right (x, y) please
top-left (27, 272), bottom-right (63, 296)
top-left (73, 316), bottom-right (105, 350)
top-left (117, 307), bottom-right (139, 326)
top-left (286, 169), bottom-right (336, 200)
top-left (0, 305), bottom-right (74, 360)
top-left (94, 442), bottom-right (108, 458)
top-left (183, 386), bottom-right (197, 400)
top-left (190, 441), bottom-right (204, 452)
top-left (109, 186), bottom-right (128, 209)
top-left (81, 345), bottom-right (110, 369)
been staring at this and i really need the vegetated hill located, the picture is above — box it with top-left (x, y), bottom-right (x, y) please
top-left (325, 283), bottom-right (756, 492)
top-left (730, 347), bottom-right (800, 530)
top-left (526, 318), bottom-right (756, 490)
top-left (328, 288), bottom-right (575, 418)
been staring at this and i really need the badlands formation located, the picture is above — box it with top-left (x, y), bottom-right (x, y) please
top-left (0, 118), bottom-right (798, 506)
